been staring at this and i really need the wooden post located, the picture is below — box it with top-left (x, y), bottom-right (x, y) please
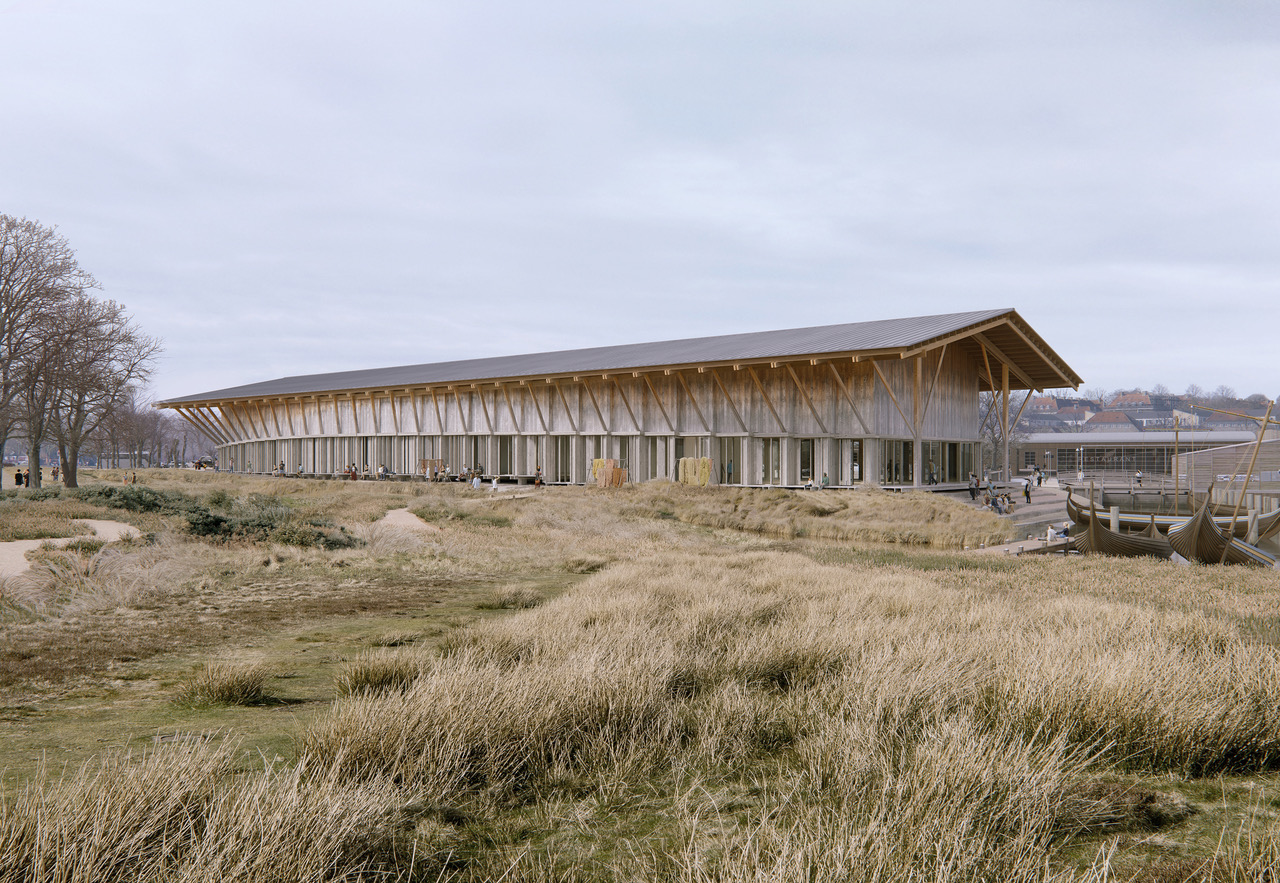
top-left (1173, 416), bottom-right (1180, 516)
top-left (1222, 398), bottom-right (1274, 563)
top-left (912, 356), bottom-right (922, 489)
top-left (1001, 364), bottom-right (1010, 482)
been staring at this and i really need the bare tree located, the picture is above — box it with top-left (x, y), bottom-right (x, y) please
top-left (1184, 383), bottom-right (1205, 401)
top-left (1210, 385), bottom-right (1237, 405)
top-left (1081, 386), bottom-right (1108, 407)
top-left (1151, 383), bottom-right (1171, 396)
top-left (978, 389), bottom-right (1029, 479)
top-left (0, 216), bottom-right (96, 477)
top-left (48, 296), bottom-right (161, 487)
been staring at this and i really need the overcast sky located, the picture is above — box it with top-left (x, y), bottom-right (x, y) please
top-left (4, 0), bottom-right (1279, 402)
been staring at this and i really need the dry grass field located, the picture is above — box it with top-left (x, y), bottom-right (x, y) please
top-left (1, 470), bottom-right (1278, 882)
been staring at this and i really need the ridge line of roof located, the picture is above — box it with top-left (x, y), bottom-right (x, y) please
top-left (158, 308), bottom-right (1038, 405)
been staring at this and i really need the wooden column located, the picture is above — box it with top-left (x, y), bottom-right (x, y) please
top-left (913, 356), bottom-right (923, 488)
top-left (1001, 363), bottom-right (1010, 482)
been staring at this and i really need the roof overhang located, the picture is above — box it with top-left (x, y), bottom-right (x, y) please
top-left (156, 308), bottom-right (1082, 410)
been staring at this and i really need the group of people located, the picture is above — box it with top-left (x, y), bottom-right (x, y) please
top-left (801, 472), bottom-right (831, 490)
top-left (966, 471), bottom-right (1031, 514)
top-left (10, 468), bottom-right (36, 487)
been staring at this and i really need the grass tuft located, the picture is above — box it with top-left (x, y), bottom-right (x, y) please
top-left (176, 660), bottom-right (273, 706)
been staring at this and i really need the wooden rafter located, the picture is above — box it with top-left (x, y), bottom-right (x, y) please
top-left (643, 374), bottom-right (674, 433)
top-left (1002, 321), bottom-right (1076, 388)
top-left (826, 363), bottom-right (871, 435)
top-left (267, 401), bottom-right (282, 437)
top-left (209, 407), bottom-right (239, 442)
top-left (785, 364), bottom-right (827, 435)
top-left (388, 393), bottom-right (399, 434)
top-left (300, 398), bottom-right (311, 436)
top-left (187, 407), bottom-right (229, 445)
top-left (612, 378), bottom-right (640, 432)
top-left (747, 366), bottom-right (786, 433)
top-left (370, 393), bottom-right (381, 434)
top-left (501, 385), bottom-right (522, 433)
top-left (900, 316), bottom-right (1010, 359)
top-left (675, 372), bottom-right (709, 433)
top-left (582, 380), bottom-right (609, 433)
top-left (709, 369), bottom-right (747, 432)
top-left (553, 380), bottom-right (579, 433)
top-left (972, 332), bottom-right (1036, 391)
top-left (182, 407), bottom-right (229, 445)
top-left (871, 361), bottom-right (912, 431)
top-left (349, 393), bottom-right (361, 435)
top-left (174, 408), bottom-right (215, 444)
top-left (225, 404), bottom-right (253, 440)
top-left (332, 395), bottom-right (342, 435)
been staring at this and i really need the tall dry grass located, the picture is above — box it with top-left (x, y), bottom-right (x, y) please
top-left (299, 550), bottom-right (1280, 879)
top-left (624, 483), bottom-right (1012, 548)
top-left (7, 475), bottom-right (1280, 881)
top-left (0, 740), bottom-right (415, 882)
top-left (3, 537), bottom-right (191, 619)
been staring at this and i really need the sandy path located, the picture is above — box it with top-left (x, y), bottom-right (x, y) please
top-left (378, 508), bottom-right (441, 532)
top-left (0, 520), bottom-right (139, 580)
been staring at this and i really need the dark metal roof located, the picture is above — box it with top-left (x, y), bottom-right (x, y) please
top-left (159, 307), bottom-right (1081, 405)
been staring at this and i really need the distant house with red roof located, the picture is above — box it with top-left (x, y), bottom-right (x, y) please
top-left (1056, 406), bottom-right (1093, 427)
top-left (1084, 411), bottom-right (1140, 432)
top-left (1111, 392), bottom-right (1152, 411)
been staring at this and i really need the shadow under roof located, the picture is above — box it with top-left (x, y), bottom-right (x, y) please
top-left (159, 307), bottom-right (1081, 406)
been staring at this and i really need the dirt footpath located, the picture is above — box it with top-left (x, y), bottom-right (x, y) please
top-left (378, 508), bottom-right (441, 532)
top-left (0, 520), bottom-right (139, 580)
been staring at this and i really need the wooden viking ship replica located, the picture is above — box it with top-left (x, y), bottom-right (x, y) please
top-left (1166, 500), bottom-right (1278, 567)
top-left (1065, 492), bottom-right (1280, 540)
top-left (1070, 498), bottom-right (1174, 560)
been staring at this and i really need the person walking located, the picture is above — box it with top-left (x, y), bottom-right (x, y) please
top-left (1023, 481), bottom-right (1031, 504)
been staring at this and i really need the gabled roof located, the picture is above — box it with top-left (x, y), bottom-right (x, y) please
top-left (1086, 411), bottom-right (1139, 428)
top-left (158, 307), bottom-right (1082, 406)
top-left (1111, 392), bottom-right (1152, 409)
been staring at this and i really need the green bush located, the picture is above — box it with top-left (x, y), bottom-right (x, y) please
top-left (70, 484), bottom-right (200, 514)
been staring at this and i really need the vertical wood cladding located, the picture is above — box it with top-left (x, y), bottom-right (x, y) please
top-left (194, 353), bottom-right (981, 447)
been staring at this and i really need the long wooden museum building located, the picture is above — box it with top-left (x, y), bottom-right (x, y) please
top-left (157, 308), bottom-right (1081, 489)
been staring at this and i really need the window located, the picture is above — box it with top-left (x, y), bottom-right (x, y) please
top-left (718, 437), bottom-right (742, 484)
top-left (838, 439), bottom-right (862, 484)
top-left (761, 437), bottom-right (781, 485)
top-left (799, 438), bottom-right (815, 483)
top-left (498, 436), bottom-right (514, 474)
top-left (1024, 450), bottom-right (1037, 468)
top-left (882, 440), bottom-right (913, 484)
top-left (555, 436), bottom-right (572, 483)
